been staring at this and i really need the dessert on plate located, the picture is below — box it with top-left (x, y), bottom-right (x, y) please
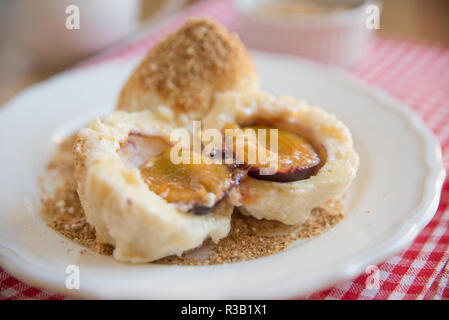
top-left (42, 18), bottom-right (359, 264)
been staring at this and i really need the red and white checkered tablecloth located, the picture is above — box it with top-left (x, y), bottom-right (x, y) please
top-left (1, 0), bottom-right (448, 300)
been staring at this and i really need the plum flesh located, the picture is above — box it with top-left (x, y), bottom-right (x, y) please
top-left (238, 125), bottom-right (321, 182)
top-left (140, 148), bottom-right (239, 215)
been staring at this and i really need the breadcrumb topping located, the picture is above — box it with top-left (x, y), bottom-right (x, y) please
top-left (117, 18), bottom-right (258, 118)
top-left (41, 135), bottom-right (113, 256)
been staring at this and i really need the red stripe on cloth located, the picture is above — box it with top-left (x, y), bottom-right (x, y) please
top-left (405, 193), bottom-right (449, 298)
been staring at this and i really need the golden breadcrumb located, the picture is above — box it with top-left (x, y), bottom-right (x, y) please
top-left (117, 18), bottom-right (258, 119)
top-left (41, 135), bottom-right (113, 255)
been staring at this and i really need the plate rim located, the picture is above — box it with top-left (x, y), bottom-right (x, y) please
top-left (0, 51), bottom-right (446, 299)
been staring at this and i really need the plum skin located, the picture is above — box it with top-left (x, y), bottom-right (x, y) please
top-left (248, 163), bottom-right (320, 182)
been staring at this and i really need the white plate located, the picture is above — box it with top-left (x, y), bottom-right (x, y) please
top-left (0, 52), bottom-right (445, 299)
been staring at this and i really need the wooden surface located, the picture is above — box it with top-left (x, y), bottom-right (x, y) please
top-left (1, 0), bottom-right (448, 106)
top-left (379, 0), bottom-right (449, 45)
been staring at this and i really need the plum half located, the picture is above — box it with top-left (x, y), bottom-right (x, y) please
top-left (236, 125), bottom-right (321, 182)
top-left (140, 148), bottom-right (238, 214)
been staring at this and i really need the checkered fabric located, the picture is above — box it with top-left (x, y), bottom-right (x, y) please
top-left (1, 0), bottom-right (448, 300)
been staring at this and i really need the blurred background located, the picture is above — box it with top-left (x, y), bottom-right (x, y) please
top-left (0, 0), bottom-right (448, 106)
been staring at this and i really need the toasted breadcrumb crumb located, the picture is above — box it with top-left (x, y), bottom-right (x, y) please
top-left (41, 135), bottom-right (113, 256)
top-left (117, 18), bottom-right (258, 117)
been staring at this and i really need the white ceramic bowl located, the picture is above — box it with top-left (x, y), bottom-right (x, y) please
top-left (10, 0), bottom-right (140, 67)
top-left (235, 0), bottom-right (378, 68)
